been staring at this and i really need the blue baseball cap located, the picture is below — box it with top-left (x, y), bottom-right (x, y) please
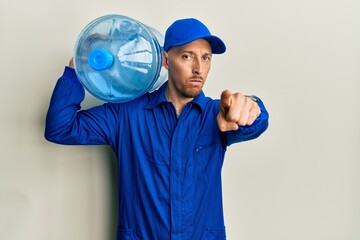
top-left (163, 18), bottom-right (226, 54)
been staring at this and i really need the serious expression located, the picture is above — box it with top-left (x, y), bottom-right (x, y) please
top-left (164, 39), bottom-right (212, 99)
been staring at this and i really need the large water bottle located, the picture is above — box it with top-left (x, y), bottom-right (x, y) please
top-left (73, 14), bottom-right (168, 103)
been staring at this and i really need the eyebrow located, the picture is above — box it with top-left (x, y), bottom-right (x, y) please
top-left (179, 50), bottom-right (212, 56)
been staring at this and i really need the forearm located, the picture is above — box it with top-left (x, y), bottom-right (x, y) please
top-left (44, 67), bottom-right (86, 144)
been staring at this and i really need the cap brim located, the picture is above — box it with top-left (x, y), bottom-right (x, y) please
top-left (203, 35), bottom-right (226, 54)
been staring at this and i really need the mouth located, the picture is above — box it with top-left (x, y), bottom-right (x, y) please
top-left (188, 80), bottom-right (203, 88)
top-left (189, 77), bottom-right (203, 83)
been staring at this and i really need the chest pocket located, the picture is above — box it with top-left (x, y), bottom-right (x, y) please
top-left (194, 132), bottom-right (223, 183)
top-left (195, 133), bottom-right (219, 155)
top-left (142, 128), bottom-right (171, 168)
top-left (145, 147), bottom-right (170, 167)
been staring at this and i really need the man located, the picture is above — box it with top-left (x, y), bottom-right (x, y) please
top-left (45, 18), bottom-right (269, 240)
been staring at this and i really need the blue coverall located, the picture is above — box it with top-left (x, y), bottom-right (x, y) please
top-left (45, 67), bottom-right (269, 240)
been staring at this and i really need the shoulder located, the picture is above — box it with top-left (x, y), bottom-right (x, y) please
top-left (201, 96), bottom-right (220, 115)
top-left (104, 93), bottom-right (150, 115)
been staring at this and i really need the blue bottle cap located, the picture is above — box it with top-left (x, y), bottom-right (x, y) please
top-left (88, 48), bottom-right (114, 71)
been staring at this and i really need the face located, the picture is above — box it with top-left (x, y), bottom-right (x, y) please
top-left (163, 39), bottom-right (212, 99)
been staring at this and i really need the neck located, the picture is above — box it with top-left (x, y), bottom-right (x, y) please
top-left (165, 85), bottom-right (193, 116)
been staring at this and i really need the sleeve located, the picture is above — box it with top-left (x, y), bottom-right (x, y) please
top-left (225, 97), bottom-right (269, 146)
top-left (44, 67), bottom-right (118, 145)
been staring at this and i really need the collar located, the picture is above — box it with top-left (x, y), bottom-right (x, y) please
top-left (145, 81), bottom-right (208, 112)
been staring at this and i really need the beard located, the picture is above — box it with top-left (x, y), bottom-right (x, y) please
top-left (178, 84), bottom-right (203, 98)
top-left (180, 88), bottom-right (202, 98)
top-left (167, 73), bottom-right (206, 99)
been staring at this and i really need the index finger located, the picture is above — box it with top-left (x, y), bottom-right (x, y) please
top-left (220, 90), bottom-right (232, 110)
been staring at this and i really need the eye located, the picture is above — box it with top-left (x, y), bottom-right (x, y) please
top-left (203, 55), bottom-right (212, 61)
top-left (182, 54), bottom-right (192, 60)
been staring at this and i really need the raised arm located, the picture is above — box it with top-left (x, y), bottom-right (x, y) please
top-left (44, 62), bottom-right (118, 145)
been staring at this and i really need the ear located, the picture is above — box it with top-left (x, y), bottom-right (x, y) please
top-left (163, 51), bottom-right (169, 70)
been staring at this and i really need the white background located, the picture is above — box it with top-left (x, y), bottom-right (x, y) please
top-left (0, 0), bottom-right (359, 239)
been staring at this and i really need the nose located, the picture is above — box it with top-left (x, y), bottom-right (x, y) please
top-left (192, 57), bottom-right (203, 75)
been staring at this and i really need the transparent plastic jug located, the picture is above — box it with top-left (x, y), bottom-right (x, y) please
top-left (73, 14), bottom-right (168, 103)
